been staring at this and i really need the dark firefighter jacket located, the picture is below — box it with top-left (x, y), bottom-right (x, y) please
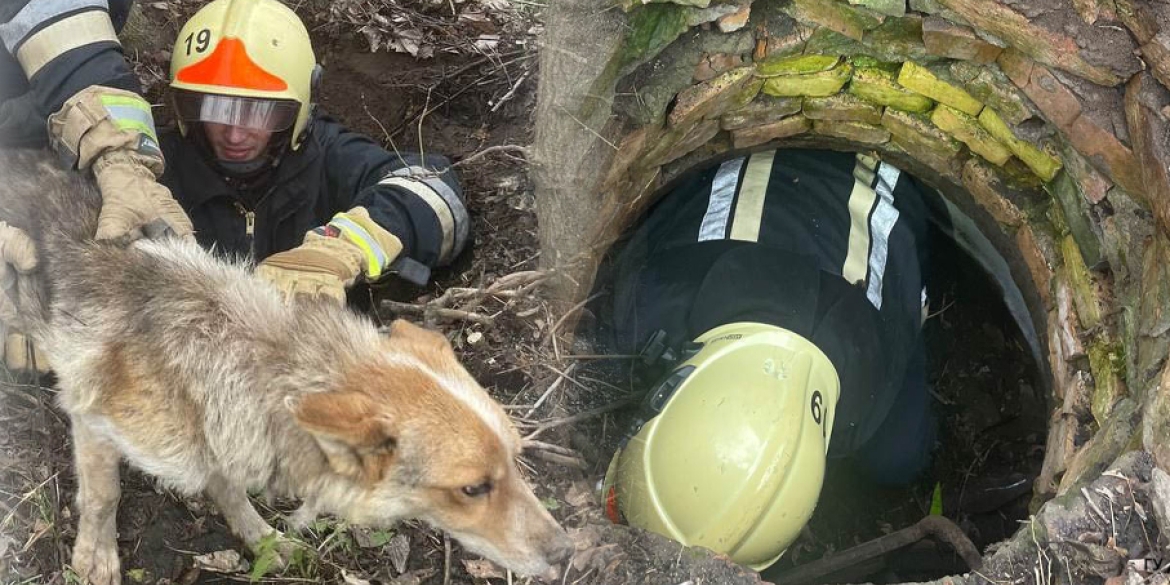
top-left (609, 149), bottom-right (934, 455)
top-left (1, 0), bottom-right (138, 147)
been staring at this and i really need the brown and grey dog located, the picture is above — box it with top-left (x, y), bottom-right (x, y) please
top-left (0, 151), bottom-right (571, 584)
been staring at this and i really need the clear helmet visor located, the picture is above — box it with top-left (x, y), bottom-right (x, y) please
top-left (174, 90), bottom-right (299, 132)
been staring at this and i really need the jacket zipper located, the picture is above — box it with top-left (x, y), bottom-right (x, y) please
top-left (233, 201), bottom-right (256, 259)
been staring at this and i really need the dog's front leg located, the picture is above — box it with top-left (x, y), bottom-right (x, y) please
top-left (204, 474), bottom-right (300, 567)
top-left (70, 418), bottom-right (122, 585)
top-left (204, 474), bottom-right (277, 545)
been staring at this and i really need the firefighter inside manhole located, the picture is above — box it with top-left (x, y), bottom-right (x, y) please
top-left (585, 147), bottom-right (1047, 585)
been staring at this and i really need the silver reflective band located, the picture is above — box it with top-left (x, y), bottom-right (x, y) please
top-left (697, 157), bottom-right (743, 242)
top-left (378, 176), bottom-right (457, 262)
top-left (0, 0), bottom-right (107, 51)
top-left (12, 9), bottom-right (117, 78)
top-left (388, 165), bottom-right (469, 262)
top-left (864, 162), bottom-right (903, 309)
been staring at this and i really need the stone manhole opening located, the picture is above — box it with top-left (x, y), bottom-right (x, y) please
top-left (534, 0), bottom-right (1170, 580)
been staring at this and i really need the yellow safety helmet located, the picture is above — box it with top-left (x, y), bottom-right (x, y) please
top-left (169, 0), bottom-right (317, 149)
top-left (602, 322), bottom-right (841, 570)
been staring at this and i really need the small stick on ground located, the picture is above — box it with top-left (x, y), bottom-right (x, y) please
top-left (523, 396), bottom-right (639, 442)
top-left (542, 293), bottom-right (603, 348)
top-left (443, 535), bottom-right (452, 585)
top-left (382, 300), bottom-right (494, 326)
top-left (525, 363), bottom-right (579, 417)
top-left (526, 449), bottom-right (587, 469)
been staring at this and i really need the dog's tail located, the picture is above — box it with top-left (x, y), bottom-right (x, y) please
top-left (0, 149), bottom-right (104, 335)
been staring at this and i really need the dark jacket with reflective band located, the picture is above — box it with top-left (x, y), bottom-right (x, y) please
top-left (159, 113), bottom-right (466, 269)
top-left (0, 0), bottom-right (138, 147)
top-left (610, 149), bottom-right (932, 454)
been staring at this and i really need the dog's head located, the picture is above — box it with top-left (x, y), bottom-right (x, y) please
top-left (290, 319), bottom-right (572, 578)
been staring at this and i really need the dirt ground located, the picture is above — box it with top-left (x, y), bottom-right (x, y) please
top-left (0, 2), bottom-right (1050, 585)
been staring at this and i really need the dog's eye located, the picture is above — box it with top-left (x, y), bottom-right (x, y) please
top-left (461, 481), bottom-right (493, 497)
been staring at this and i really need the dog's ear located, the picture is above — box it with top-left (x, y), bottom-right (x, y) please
top-left (289, 391), bottom-right (398, 482)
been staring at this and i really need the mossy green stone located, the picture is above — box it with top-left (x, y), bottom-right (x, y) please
top-left (931, 104), bottom-right (1012, 165)
top-left (784, 0), bottom-right (883, 40)
top-left (880, 108), bottom-right (962, 157)
top-left (848, 55), bottom-right (900, 72)
top-left (803, 93), bottom-right (884, 124)
top-left (812, 120), bottom-right (891, 143)
top-left (978, 108), bottom-right (1062, 182)
top-left (757, 54), bottom-right (841, 77)
top-left (721, 95), bottom-right (803, 130)
top-left (1060, 235), bottom-right (1103, 329)
top-left (1050, 170), bottom-right (1104, 271)
top-left (847, 67), bottom-right (934, 112)
top-left (848, 0), bottom-right (906, 17)
top-left (1088, 339), bottom-right (1127, 425)
top-left (898, 62), bottom-right (984, 116)
top-left (761, 62), bottom-right (853, 97)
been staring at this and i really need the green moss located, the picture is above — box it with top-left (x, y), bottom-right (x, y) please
top-left (757, 54), bottom-right (841, 77)
top-left (1088, 339), bottom-right (1128, 425)
top-left (848, 55), bottom-right (900, 72)
top-left (931, 104), bottom-right (1012, 165)
top-left (761, 62), bottom-right (854, 97)
top-left (1061, 235), bottom-right (1102, 329)
top-left (898, 62), bottom-right (984, 116)
top-left (979, 108), bottom-right (1062, 181)
top-left (848, 67), bottom-right (935, 112)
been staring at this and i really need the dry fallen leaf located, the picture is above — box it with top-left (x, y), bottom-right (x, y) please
top-left (342, 569), bottom-right (372, 585)
top-left (192, 550), bottom-right (248, 574)
top-left (387, 533), bottom-right (411, 574)
top-left (462, 558), bottom-right (506, 580)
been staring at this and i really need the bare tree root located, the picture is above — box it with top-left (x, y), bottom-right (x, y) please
top-left (772, 516), bottom-right (982, 585)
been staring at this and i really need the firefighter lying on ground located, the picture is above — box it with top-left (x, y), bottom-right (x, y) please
top-left (0, 0), bottom-right (467, 372)
top-left (598, 149), bottom-right (936, 569)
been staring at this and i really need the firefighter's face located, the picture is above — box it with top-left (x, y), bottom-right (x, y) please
top-left (203, 122), bottom-right (273, 162)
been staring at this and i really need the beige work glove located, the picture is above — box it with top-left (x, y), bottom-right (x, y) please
top-left (0, 224), bottom-right (47, 376)
top-left (3, 332), bottom-right (51, 375)
top-left (47, 86), bottom-right (194, 241)
top-left (0, 222), bottom-right (37, 327)
top-left (257, 207), bottom-right (404, 303)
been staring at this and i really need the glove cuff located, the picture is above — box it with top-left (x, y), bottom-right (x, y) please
top-left (48, 86), bottom-right (163, 175)
top-left (315, 208), bottom-right (403, 279)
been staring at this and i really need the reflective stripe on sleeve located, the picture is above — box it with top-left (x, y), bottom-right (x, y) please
top-left (385, 166), bottom-right (469, 263)
top-left (12, 9), bottom-right (117, 78)
top-left (100, 97), bottom-right (159, 143)
top-left (728, 151), bottom-right (776, 243)
top-left (697, 157), bottom-right (744, 242)
top-left (0, 0), bottom-right (108, 50)
top-left (864, 162), bottom-right (903, 309)
top-left (329, 215), bottom-right (388, 278)
top-left (379, 176), bottom-right (456, 262)
top-left (841, 154), bottom-right (879, 286)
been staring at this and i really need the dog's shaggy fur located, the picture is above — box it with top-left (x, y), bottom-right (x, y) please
top-left (0, 151), bottom-right (571, 584)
